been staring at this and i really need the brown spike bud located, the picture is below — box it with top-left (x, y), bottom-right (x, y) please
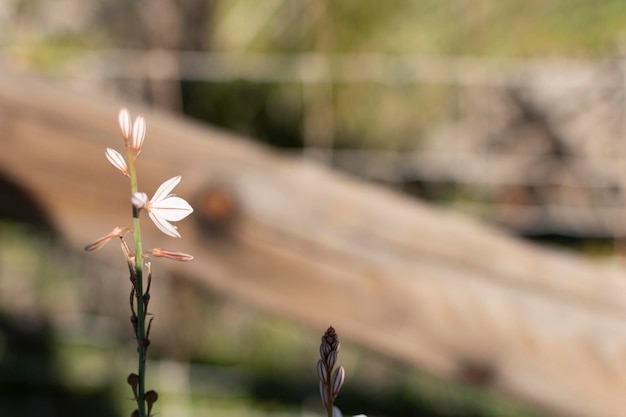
top-left (317, 359), bottom-right (328, 383)
top-left (331, 366), bottom-right (345, 397)
top-left (324, 326), bottom-right (337, 342)
top-left (326, 350), bottom-right (337, 370)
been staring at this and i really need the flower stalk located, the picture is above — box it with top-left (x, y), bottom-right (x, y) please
top-left (86, 108), bottom-right (193, 417)
top-left (128, 141), bottom-right (148, 417)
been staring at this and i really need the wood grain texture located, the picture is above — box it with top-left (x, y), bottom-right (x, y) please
top-left (1, 66), bottom-right (626, 417)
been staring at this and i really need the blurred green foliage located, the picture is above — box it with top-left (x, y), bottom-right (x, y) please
top-left (7, 0), bottom-right (626, 151)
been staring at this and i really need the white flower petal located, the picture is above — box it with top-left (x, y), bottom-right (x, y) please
top-left (118, 108), bottom-right (131, 141)
top-left (132, 115), bottom-right (146, 156)
top-left (144, 176), bottom-right (193, 238)
top-left (147, 210), bottom-right (181, 238)
top-left (105, 148), bottom-right (129, 176)
top-left (150, 196), bottom-right (193, 221)
top-left (150, 176), bottom-right (182, 204)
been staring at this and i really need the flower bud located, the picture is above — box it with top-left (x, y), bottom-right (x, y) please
top-left (331, 366), bottom-right (345, 397)
top-left (132, 192), bottom-right (149, 210)
top-left (132, 116), bottom-right (146, 158)
top-left (317, 359), bottom-right (328, 383)
top-left (119, 108), bottom-right (132, 142)
top-left (105, 148), bottom-right (129, 177)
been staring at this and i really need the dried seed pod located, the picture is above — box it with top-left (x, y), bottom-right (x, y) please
top-left (145, 389), bottom-right (159, 404)
top-left (127, 373), bottom-right (140, 388)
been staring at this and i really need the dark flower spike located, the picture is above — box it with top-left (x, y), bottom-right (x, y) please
top-left (318, 326), bottom-right (344, 417)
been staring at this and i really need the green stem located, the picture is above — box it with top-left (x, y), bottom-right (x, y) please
top-left (128, 150), bottom-right (147, 417)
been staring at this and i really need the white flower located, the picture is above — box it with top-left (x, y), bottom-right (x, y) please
top-left (105, 147), bottom-right (129, 177)
top-left (139, 176), bottom-right (193, 238)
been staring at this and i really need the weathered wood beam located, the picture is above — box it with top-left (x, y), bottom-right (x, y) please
top-left (1, 67), bottom-right (626, 417)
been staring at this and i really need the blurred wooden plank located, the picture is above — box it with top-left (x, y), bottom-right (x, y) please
top-left (2, 66), bottom-right (626, 417)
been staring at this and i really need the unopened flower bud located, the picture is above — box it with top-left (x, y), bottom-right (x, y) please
top-left (132, 116), bottom-right (146, 158)
top-left (105, 148), bottom-right (129, 177)
top-left (317, 359), bottom-right (328, 383)
top-left (331, 366), bottom-right (345, 397)
top-left (132, 192), bottom-right (149, 210)
top-left (119, 108), bottom-right (132, 142)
